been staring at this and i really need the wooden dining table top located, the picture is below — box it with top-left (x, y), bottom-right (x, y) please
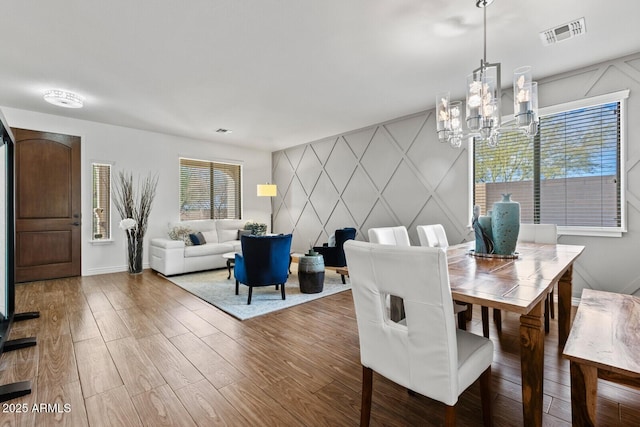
top-left (446, 241), bottom-right (585, 315)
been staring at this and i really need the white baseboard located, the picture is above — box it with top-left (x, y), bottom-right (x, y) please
top-left (83, 262), bottom-right (150, 276)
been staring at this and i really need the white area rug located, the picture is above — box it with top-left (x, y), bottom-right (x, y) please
top-left (164, 265), bottom-right (350, 320)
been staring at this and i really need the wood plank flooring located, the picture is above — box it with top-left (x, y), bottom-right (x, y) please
top-left (1, 270), bottom-right (639, 426)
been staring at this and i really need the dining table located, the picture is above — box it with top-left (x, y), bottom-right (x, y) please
top-left (446, 241), bottom-right (585, 427)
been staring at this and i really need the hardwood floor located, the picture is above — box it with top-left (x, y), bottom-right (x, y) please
top-left (1, 270), bottom-right (639, 426)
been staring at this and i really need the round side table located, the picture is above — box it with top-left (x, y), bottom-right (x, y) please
top-left (222, 252), bottom-right (237, 279)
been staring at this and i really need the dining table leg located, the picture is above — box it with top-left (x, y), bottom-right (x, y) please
top-left (557, 265), bottom-right (573, 348)
top-left (520, 299), bottom-right (545, 427)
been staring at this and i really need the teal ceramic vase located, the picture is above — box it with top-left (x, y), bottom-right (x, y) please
top-left (491, 194), bottom-right (520, 255)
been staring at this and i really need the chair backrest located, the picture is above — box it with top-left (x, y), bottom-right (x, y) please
top-left (344, 240), bottom-right (459, 405)
top-left (367, 226), bottom-right (410, 246)
top-left (335, 227), bottom-right (357, 248)
top-left (517, 224), bottom-right (557, 244)
top-left (332, 227), bottom-right (357, 265)
top-left (416, 224), bottom-right (449, 248)
top-left (239, 234), bottom-right (292, 285)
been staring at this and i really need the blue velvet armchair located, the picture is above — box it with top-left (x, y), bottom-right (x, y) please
top-left (234, 234), bottom-right (293, 304)
top-left (313, 227), bottom-right (357, 284)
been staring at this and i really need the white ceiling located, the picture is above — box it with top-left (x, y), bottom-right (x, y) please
top-left (1, 0), bottom-right (639, 152)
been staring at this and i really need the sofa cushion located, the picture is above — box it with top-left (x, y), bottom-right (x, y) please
top-left (201, 230), bottom-right (218, 243)
top-left (184, 242), bottom-right (235, 258)
top-left (216, 219), bottom-right (247, 242)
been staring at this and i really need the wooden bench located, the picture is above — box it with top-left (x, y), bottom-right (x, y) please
top-left (563, 288), bottom-right (640, 426)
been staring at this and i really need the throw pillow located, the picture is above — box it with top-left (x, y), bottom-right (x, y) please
top-left (189, 232), bottom-right (207, 246)
top-left (328, 234), bottom-right (336, 247)
top-left (168, 225), bottom-right (194, 246)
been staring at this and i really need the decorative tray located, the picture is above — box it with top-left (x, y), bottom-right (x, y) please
top-left (468, 250), bottom-right (519, 259)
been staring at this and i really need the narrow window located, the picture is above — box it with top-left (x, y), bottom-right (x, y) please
top-left (92, 163), bottom-right (111, 240)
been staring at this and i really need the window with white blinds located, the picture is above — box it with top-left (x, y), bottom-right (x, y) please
top-left (179, 158), bottom-right (242, 220)
top-left (92, 163), bottom-right (111, 240)
top-left (473, 91), bottom-right (627, 236)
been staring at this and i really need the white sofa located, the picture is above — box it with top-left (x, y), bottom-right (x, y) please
top-left (149, 219), bottom-right (247, 276)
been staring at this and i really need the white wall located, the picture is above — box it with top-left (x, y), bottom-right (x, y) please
top-left (272, 51), bottom-right (640, 298)
top-left (2, 107), bottom-right (272, 276)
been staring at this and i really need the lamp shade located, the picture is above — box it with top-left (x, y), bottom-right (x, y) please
top-left (257, 184), bottom-right (277, 197)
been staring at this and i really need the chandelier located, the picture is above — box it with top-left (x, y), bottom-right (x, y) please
top-left (436, 0), bottom-right (538, 148)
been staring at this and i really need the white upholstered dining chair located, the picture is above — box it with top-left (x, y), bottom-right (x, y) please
top-left (518, 223), bottom-right (558, 245)
top-left (416, 224), bottom-right (471, 330)
top-left (344, 240), bottom-right (494, 426)
top-left (518, 223), bottom-right (558, 332)
top-left (416, 223), bottom-right (449, 248)
top-left (367, 226), bottom-right (411, 321)
top-left (367, 225), bottom-right (411, 246)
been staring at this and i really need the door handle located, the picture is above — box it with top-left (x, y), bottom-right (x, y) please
top-left (71, 222), bottom-right (80, 226)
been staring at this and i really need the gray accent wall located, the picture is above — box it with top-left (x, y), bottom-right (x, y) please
top-left (273, 52), bottom-right (640, 298)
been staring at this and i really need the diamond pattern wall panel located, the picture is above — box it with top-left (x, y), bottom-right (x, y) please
top-left (360, 128), bottom-right (402, 191)
top-left (282, 175), bottom-right (308, 227)
top-left (343, 128), bottom-right (375, 158)
top-left (341, 166), bottom-right (378, 226)
top-left (382, 159), bottom-right (429, 226)
top-left (273, 151), bottom-right (295, 197)
top-left (273, 51), bottom-right (640, 299)
top-left (310, 137), bottom-right (337, 165)
top-left (323, 139), bottom-right (357, 193)
top-left (285, 145), bottom-right (305, 171)
top-left (322, 200), bottom-right (358, 242)
top-left (273, 203), bottom-right (295, 234)
top-left (292, 202), bottom-right (323, 252)
top-left (296, 145), bottom-right (323, 192)
top-left (309, 172), bottom-right (339, 224)
top-left (361, 199), bottom-right (400, 241)
top-left (384, 113), bottom-right (426, 152)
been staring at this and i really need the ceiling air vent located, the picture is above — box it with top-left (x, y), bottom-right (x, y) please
top-left (539, 18), bottom-right (586, 46)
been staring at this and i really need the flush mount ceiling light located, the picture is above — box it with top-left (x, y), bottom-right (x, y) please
top-left (43, 89), bottom-right (84, 108)
top-left (436, 0), bottom-right (539, 148)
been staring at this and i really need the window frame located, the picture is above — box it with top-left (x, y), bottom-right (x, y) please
top-left (179, 157), bottom-right (243, 221)
top-left (469, 89), bottom-right (629, 237)
top-left (90, 161), bottom-right (113, 242)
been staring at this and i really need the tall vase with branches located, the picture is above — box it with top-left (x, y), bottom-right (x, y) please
top-left (113, 171), bottom-right (159, 274)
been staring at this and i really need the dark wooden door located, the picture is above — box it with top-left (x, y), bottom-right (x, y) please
top-left (12, 128), bottom-right (81, 282)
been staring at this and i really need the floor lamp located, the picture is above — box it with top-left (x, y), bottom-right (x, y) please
top-left (257, 183), bottom-right (277, 233)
